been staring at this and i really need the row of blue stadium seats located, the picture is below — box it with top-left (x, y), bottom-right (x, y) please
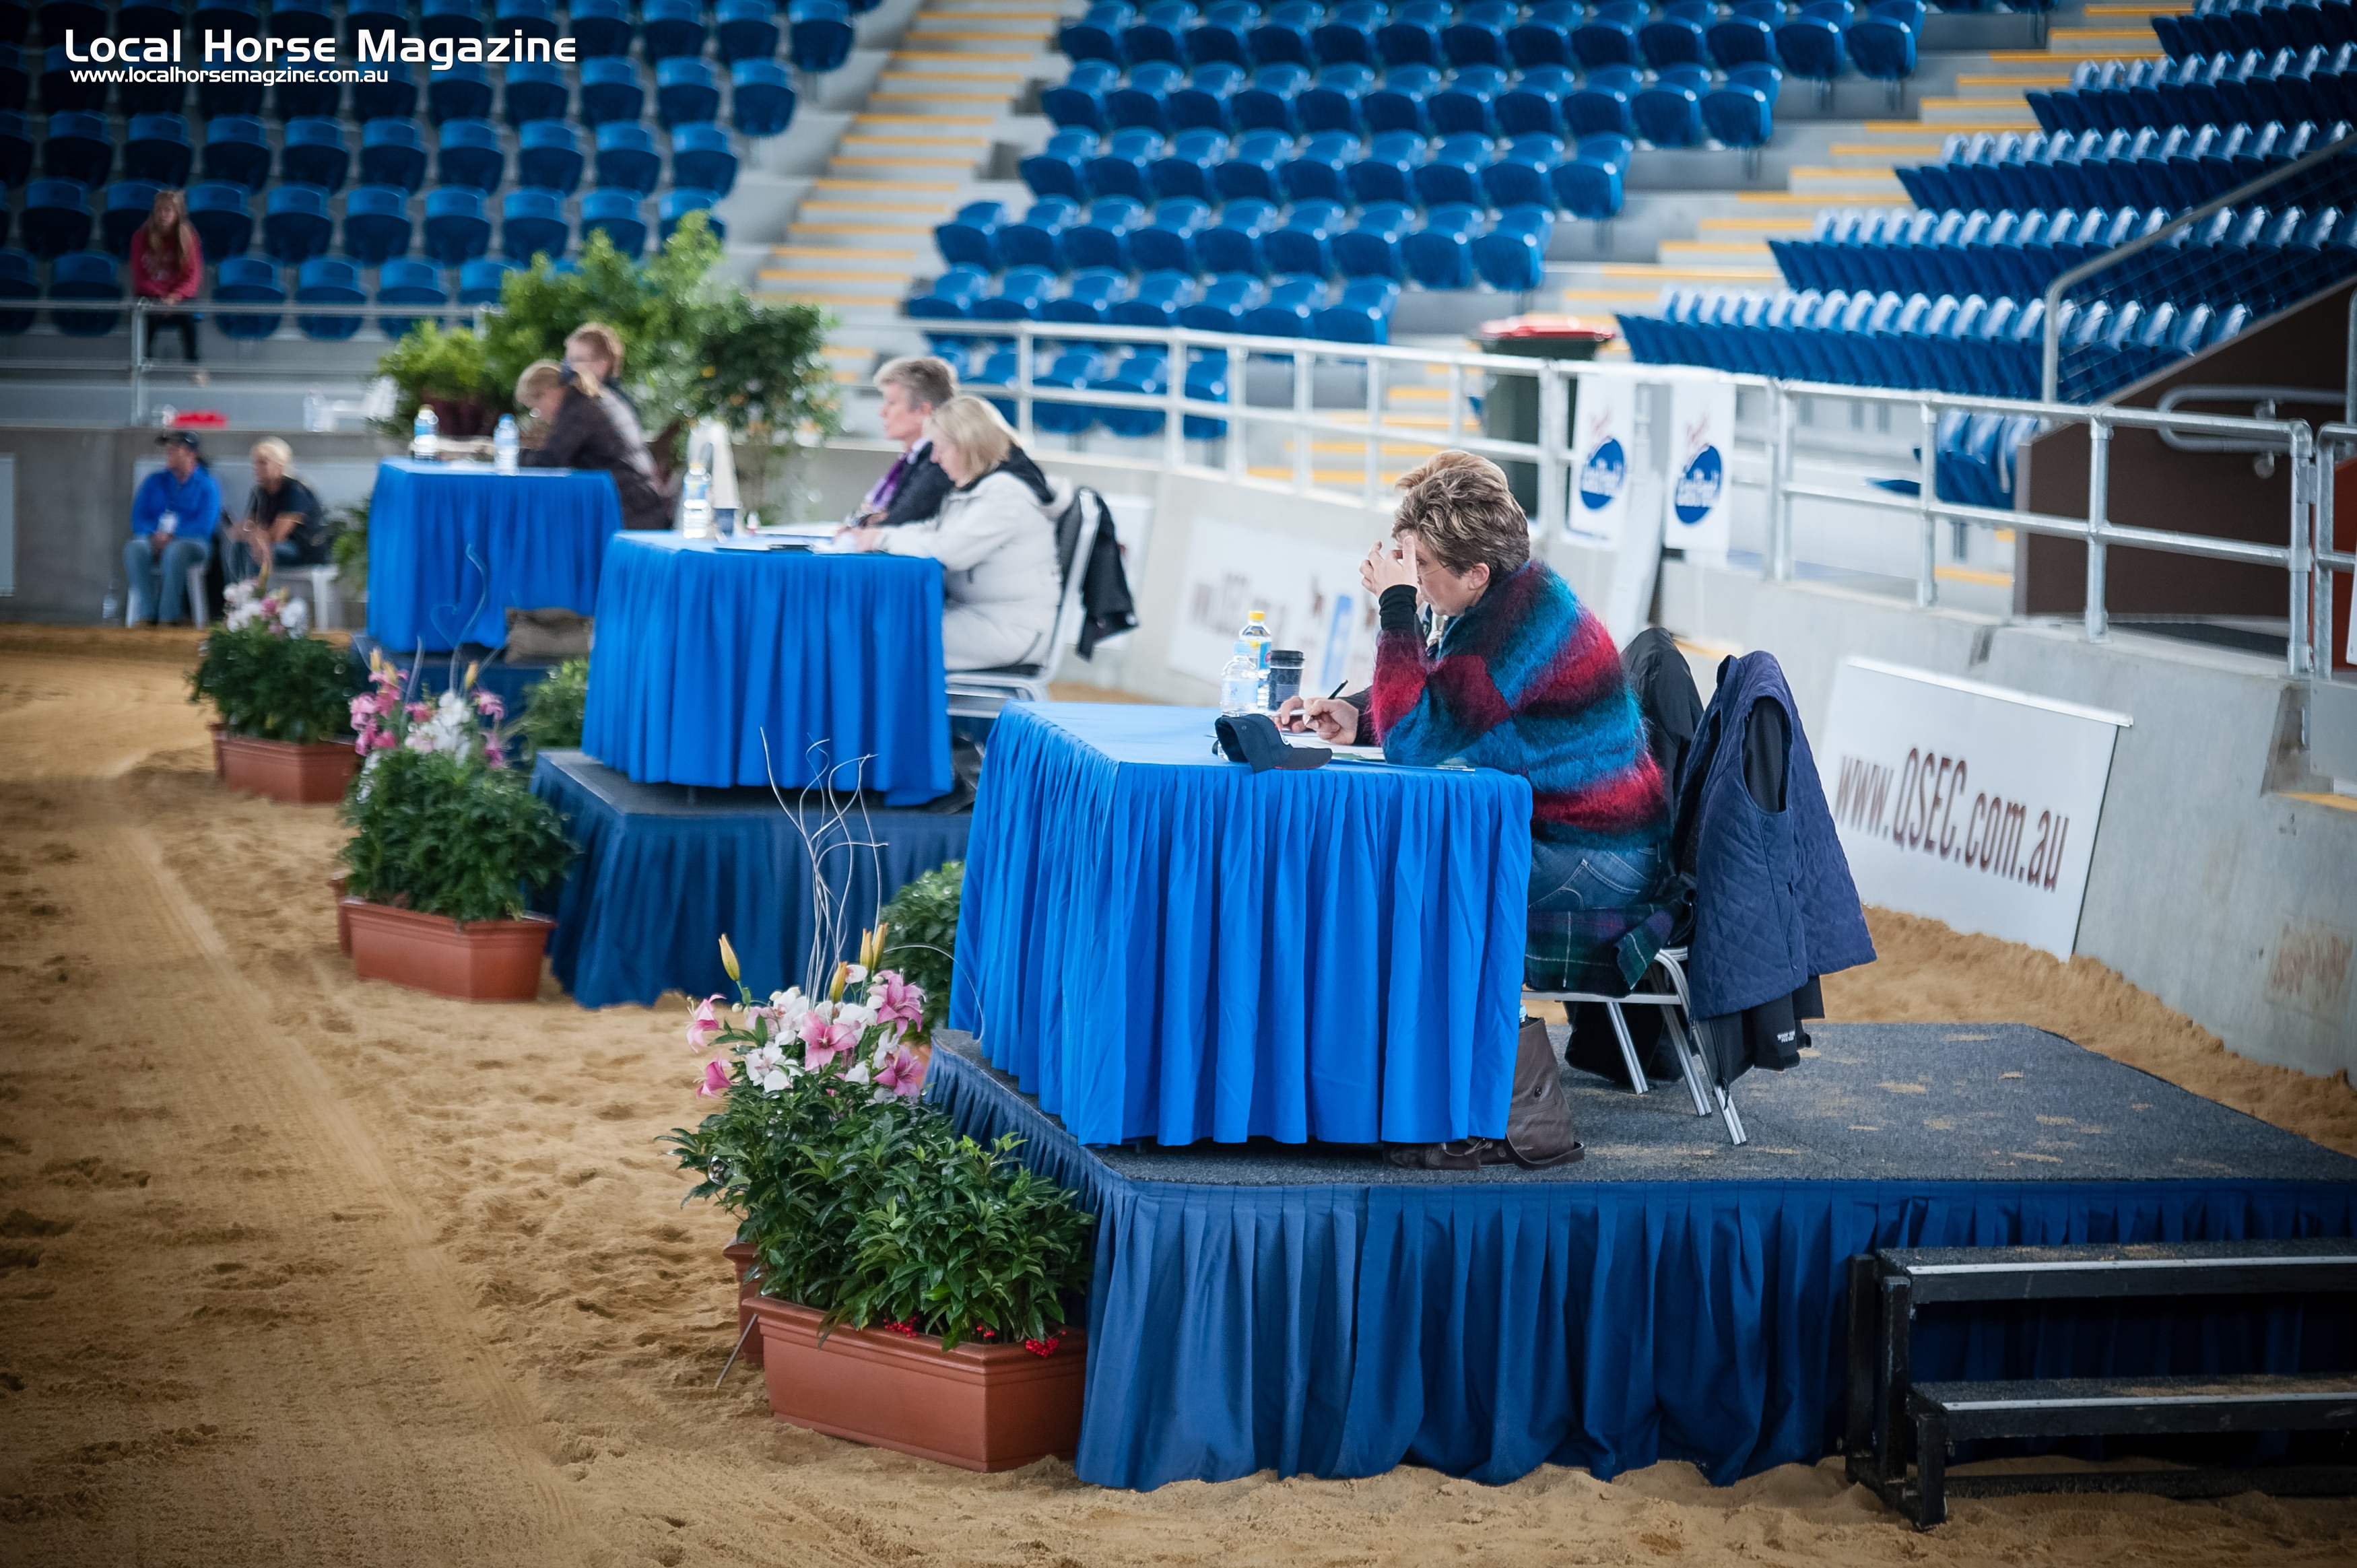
top-left (2030, 46), bottom-right (2357, 135)
top-left (3, 112), bottom-right (739, 198)
top-left (919, 341), bottom-right (1232, 442)
top-left (932, 195), bottom-right (1556, 287)
top-left (8, 175), bottom-right (722, 261)
top-left (913, 262), bottom-right (1414, 343)
top-left (1044, 56), bottom-right (1778, 141)
top-left (1022, 125), bottom-right (1638, 216)
top-left (1897, 119), bottom-right (2348, 213)
top-left (0, 44), bottom-right (800, 129)
top-left (0, 0), bottom-right (864, 73)
top-left (2152, 0), bottom-right (2357, 61)
top-left (1771, 202), bottom-right (2357, 314)
top-left (1620, 285), bottom-right (2253, 400)
top-left (1058, 0), bottom-right (1960, 78)
top-left (0, 247), bottom-right (531, 341)
top-left (1928, 407), bottom-right (2038, 510)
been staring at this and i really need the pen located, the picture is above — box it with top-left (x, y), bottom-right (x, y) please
top-left (1326, 679), bottom-right (1347, 700)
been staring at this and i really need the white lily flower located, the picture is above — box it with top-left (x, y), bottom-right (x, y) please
top-left (844, 1060), bottom-right (872, 1086)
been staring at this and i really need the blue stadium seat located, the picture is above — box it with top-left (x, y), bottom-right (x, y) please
top-left (1214, 127), bottom-right (1287, 201)
top-left (1378, 0), bottom-right (1450, 68)
top-left (672, 123), bottom-right (738, 196)
top-left (1094, 345), bottom-right (1170, 438)
top-left (1067, 195), bottom-right (1147, 269)
top-left (1061, 2), bottom-right (1133, 64)
top-left (1366, 61), bottom-right (1442, 133)
top-left (1314, 1), bottom-right (1385, 68)
top-left (1403, 202), bottom-right (1480, 287)
top-left (0, 108), bottom-right (24, 188)
top-left (377, 257), bottom-right (449, 339)
top-left (1197, 197), bottom-right (1277, 272)
top-left (0, 247), bottom-right (35, 335)
top-left (594, 122), bottom-right (662, 194)
top-left (423, 185), bottom-right (493, 263)
top-left (295, 254), bottom-right (366, 340)
top-left (1047, 59), bottom-right (1121, 131)
top-left (580, 189), bottom-right (647, 257)
top-left (1348, 129), bottom-right (1427, 204)
top-left (731, 61), bottom-right (796, 137)
top-left (1300, 61), bottom-right (1376, 132)
top-left (1235, 61), bottom-right (1310, 130)
top-left (1086, 126), bottom-right (1161, 199)
top-left (1709, 1), bottom-right (1783, 70)
top-left (935, 201), bottom-right (1006, 268)
top-left (187, 182), bottom-right (253, 261)
top-left (1111, 269), bottom-right (1195, 327)
top-left (580, 58), bottom-right (644, 127)
top-left (788, 1), bottom-right (855, 74)
top-left (213, 255), bottom-right (284, 339)
top-left (1125, 1), bottom-right (1197, 67)
top-left (502, 187), bottom-right (569, 261)
top-left (1335, 201), bottom-right (1413, 280)
top-left (716, 0), bottom-right (781, 64)
top-left (273, 61), bottom-right (343, 123)
top-left (496, 0), bottom-right (560, 44)
top-left (1044, 266), bottom-right (1129, 325)
top-left (1283, 129), bottom-right (1360, 201)
top-left (1635, 62), bottom-right (1708, 146)
top-left (1472, 203), bottom-right (1554, 289)
top-left (123, 114), bottom-right (193, 188)
top-left (40, 1), bottom-right (104, 44)
top-left (1640, 0), bottom-right (1713, 69)
top-left (422, 0), bottom-right (487, 44)
top-left (278, 118), bottom-right (348, 192)
top-left (1574, 1), bottom-right (1646, 69)
top-left (1132, 195), bottom-right (1209, 270)
top-left (1484, 134), bottom-right (1564, 208)
top-left (1110, 59), bottom-right (1188, 131)
top-left (263, 182), bottom-right (334, 263)
top-left (1432, 63), bottom-right (1509, 133)
top-left (1567, 63), bottom-right (1639, 136)
top-left (1412, 133), bottom-right (1490, 206)
top-left (429, 63), bottom-right (494, 125)
top-left (1314, 275), bottom-right (1399, 343)
top-left (457, 256), bottom-right (521, 304)
top-left (42, 109), bottom-right (110, 186)
top-left (343, 184), bottom-right (413, 265)
top-left (48, 248), bottom-right (122, 335)
top-left (1152, 125), bottom-right (1227, 198)
top-left (907, 264), bottom-right (990, 319)
top-left (974, 264), bottom-right (1059, 320)
top-left (518, 119), bottom-right (584, 193)
top-left (570, 0), bottom-right (633, 59)
top-left (656, 58), bottom-right (720, 129)
top-left (346, 3), bottom-right (411, 50)
top-left (1508, 1), bottom-right (1582, 67)
top-left (659, 186), bottom-right (724, 242)
top-left (1704, 62), bottom-right (1781, 147)
top-left (1179, 272), bottom-right (1263, 330)
top-left (1023, 127), bottom-right (1096, 200)
top-left (1499, 64), bottom-right (1574, 136)
top-left (1775, 3), bottom-right (1847, 86)
top-left (1033, 347), bottom-right (1107, 437)
top-left (1265, 198), bottom-right (1345, 274)
top-left (0, 46), bottom-right (22, 118)
top-left (1243, 273), bottom-right (1324, 337)
top-left (353, 64), bottom-right (418, 124)
top-left (1446, 1), bottom-right (1518, 68)
top-left (362, 117), bottom-right (430, 193)
top-left (22, 178), bottom-right (90, 259)
top-left (1849, 0), bottom-right (1920, 86)
top-left (271, 0), bottom-right (337, 40)
top-left (1181, 349), bottom-right (1229, 439)
top-left (997, 196), bottom-right (1079, 267)
top-left (642, 0), bottom-right (707, 62)
top-left (99, 180), bottom-right (160, 259)
top-left (1247, 1), bottom-right (1320, 67)
top-left (42, 44), bottom-right (108, 114)
top-left (504, 61), bottom-right (568, 127)
top-left (1189, 1), bottom-right (1259, 67)
top-left (437, 118), bottom-right (506, 192)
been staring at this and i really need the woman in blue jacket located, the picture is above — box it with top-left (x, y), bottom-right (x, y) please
top-left (123, 431), bottom-right (223, 626)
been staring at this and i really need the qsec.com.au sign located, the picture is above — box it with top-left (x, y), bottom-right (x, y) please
top-left (1814, 658), bottom-right (2131, 959)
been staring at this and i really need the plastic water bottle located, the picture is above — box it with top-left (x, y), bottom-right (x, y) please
top-left (411, 403), bottom-right (439, 460)
top-left (680, 462), bottom-right (713, 537)
top-left (302, 387), bottom-right (328, 432)
top-left (494, 413), bottom-right (519, 474)
top-left (1220, 640), bottom-right (1261, 716)
top-left (1236, 610), bottom-right (1272, 708)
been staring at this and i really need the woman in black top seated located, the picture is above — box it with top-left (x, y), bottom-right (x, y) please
top-left (514, 360), bottom-right (671, 531)
top-left (225, 437), bottom-right (327, 582)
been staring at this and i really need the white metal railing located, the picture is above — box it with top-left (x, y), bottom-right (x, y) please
top-left (907, 318), bottom-right (2347, 681)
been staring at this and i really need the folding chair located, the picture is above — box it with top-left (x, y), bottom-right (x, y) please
top-left (944, 486), bottom-right (1104, 719)
top-left (1526, 947), bottom-right (1750, 1145)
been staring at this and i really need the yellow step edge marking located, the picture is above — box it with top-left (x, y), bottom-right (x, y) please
top-left (1869, 122), bottom-right (2033, 135)
top-left (870, 92), bottom-right (1018, 102)
top-left (855, 113), bottom-right (996, 123)
top-left (1249, 466), bottom-right (1418, 484)
top-left (823, 343), bottom-right (872, 355)
top-left (906, 26), bottom-right (1055, 36)
top-left (812, 178), bottom-right (963, 191)
top-left (1833, 142), bottom-right (1948, 156)
top-left (1661, 239), bottom-right (1771, 252)
top-left (1791, 166), bottom-right (1902, 178)
top-left (792, 223), bottom-right (941, 235)
top-left (890, 50), bottom-right (1037, 61)
top-left (1990, 46), bottom-right (2158, 60)
top-left (1297, 440), bottom-right (1449, 456)
top-left (1562, 288), bottom-right (1677, 302)
top-left (1699, 215), bottom-right (1822, 231)
top-left (828, 157), bottom-right (987, 168)
top-left (2280, 790), bottom-right (2357, 814)
top-left (755, 270), bottom-right (913, 283)
top-left (1601, 264), bottom-right (1779, 279)
top-left (754, 294), bottom-right (895, 306)
top-left (880, 71), bottom-right (1026, 81)
top-left (1957, 73), bottom-right (2073, 86)
top-left (1933, 565), bottom-right (2014, 587)
top-left (841, 135), bottom-right (991, 147)
top-left (771, 246), bottom-right (919, 259)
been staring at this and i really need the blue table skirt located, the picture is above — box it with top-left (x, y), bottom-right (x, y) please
top-left (582, 534), bottom-right (953, 807)
top-left (366, 458), bottom-right (624, 652)
top-left (927, 1048), bottom-right (2357, 1493)
top-left (950, 704), bottom-right (1533, 1147)
top-left (530, 751), bottom-right (969, 1008)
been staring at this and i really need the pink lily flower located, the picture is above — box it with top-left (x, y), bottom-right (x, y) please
top-left (800, 1011), bottom-right (862, 1069)
top-left (698, 1058), bottom-right (733, 1097)
top-left (684, 994), bottom-right (726, 1051)
top-left (871, 972), bottom-right (926, 1027)
top-left (372, 728), bottom-right (398, 751)
top-left (874, 1045), bottom-right (926, 1099)
top-left (474, 691), bottom-right (506, 722)
top-left (405, 701), bottom-right (434, 723)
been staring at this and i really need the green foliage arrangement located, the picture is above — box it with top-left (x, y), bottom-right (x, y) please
top-left (189, 625), bottom-right (360, 743)
top-left (878, 861), bottom-right (962, 1033)
top-left (667, 943), bottom-right (1092, 1352)
top-left (329, 498), bottom-right (368, 597)
top-left (371, 322), bottom-right (496, 439)
top-left (518, 657), bottom-right (590, 755)
top-left (339, 749), bottom-right (575, 922)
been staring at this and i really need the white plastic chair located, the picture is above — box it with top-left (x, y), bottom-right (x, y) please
top-left (274, 564), bottom-right (342, 631)
top-left (1527, 945), bottom-right (1750, 1145)
top-left (125, 561), bottom-right (212, 628)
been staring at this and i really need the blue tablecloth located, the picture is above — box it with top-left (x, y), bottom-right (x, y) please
top-left (581, 534), bottom-right (952, 806)
top-left (366, 458), bottom-right (624, 651)
top-left (530, 752), bottom-right (970, 1009)
top-left (950, 703), bottom-right (1533, 1147)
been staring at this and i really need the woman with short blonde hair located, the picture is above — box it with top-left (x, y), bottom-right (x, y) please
top-left (840, 394), bottom-right (1069, 669)
top-left (227, 436), bottom-right (325, 581)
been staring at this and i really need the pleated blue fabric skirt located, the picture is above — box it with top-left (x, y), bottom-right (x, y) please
top-left (366, 458), bottom-right (624, 650)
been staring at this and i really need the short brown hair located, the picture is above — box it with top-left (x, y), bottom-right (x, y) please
top-left (566, 321), bottom-right (624, 372)
top-left (1393, 456), bottom-right (1531, 580)
top-left (1394, 449), bottom-right (1511, 495)
top-left (876, 355), bottom-right (957, 411)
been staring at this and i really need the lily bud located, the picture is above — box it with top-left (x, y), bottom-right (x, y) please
top-left (463, 660), bottom-right (480, 692)
top-left (828, 960), bottom-right (849, 1002)
top-left (718, 933), bottom-right (741, 984)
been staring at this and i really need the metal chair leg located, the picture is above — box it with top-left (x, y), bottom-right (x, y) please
top-left (1603, 1000), bottom-right (1650, 1095)
top-left (1663, 1009), bottom-right (1715, 1118)
top-left (1717, 1085), bottom-right (1749, 1145)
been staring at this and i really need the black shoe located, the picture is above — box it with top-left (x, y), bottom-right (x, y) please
top-left (1383, 1137), bottom-right (1508, 1171)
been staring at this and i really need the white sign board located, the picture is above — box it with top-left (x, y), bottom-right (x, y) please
top-left (1567, 371), bottom-right (1636, 548)
top-left (1662, 378), bottom-right (1734, 561)
top-left (1816, 658), bottom-right (2129, 959)
top-left (1166, 516), bottom-right (1379, 694)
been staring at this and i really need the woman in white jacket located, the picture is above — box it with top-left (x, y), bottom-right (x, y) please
top-left (839, 395), bottom-right (1069, 671)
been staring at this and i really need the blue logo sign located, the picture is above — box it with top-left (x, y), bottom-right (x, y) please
top-left (1578, 438), bottom-right (1626, 512)
top-left (1673, 444), bottom-right (1724, 526)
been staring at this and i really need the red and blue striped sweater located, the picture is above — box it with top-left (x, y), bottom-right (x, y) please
top-left (1360, 561), bottom-right (1670, 850)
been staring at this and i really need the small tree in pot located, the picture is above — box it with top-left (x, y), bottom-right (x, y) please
top-left (189, 584), bottom-right (362, 803)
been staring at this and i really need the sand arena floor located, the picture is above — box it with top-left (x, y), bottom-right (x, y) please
top-left (1, 623), bottom-right (2352, 1567)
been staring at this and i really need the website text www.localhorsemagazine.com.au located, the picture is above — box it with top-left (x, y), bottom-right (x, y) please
top-left (55, 26), bottom-right (578, 84)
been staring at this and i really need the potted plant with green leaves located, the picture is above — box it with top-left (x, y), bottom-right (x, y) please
top-left (188, 583), bottom-right (364, 804)
top-left (669, 931), bottom-right (1094, 1471)
top-left (337, 656), bottom-right (575, 1000)
top-left (877, 860), bottom-right (961, 1042)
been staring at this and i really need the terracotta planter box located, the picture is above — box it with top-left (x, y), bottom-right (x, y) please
top-left (748, 1295), bottom-right (1084, 1472)
top-left (723, 1241), bottom-right (765, 1367)
top-left (344, 899), bottom-right (553, 1002)
top-left (209, 722), bottom-right (226, 778)
top-left (218, 733), bottom-right (359, 805)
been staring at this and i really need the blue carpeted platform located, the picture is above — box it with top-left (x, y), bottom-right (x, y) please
top-left (530, 751), bottom-right (968, 1009)
top-left (923, 1023), bottom-right (2357, 1493)
top-left (351, 635), bottom-right (562, 716)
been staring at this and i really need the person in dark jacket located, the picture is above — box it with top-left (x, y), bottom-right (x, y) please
top-left (225, 437), bottom-right (328, 581)
top-left (858, 355), bottom-right (958, 529)
top-left (514, 360), bottom-right (671, 531)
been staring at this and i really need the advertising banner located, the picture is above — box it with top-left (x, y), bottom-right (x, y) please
top-left (1568, 372), bottom-right (1637, 548)
top-left (1662, 378), bottom-right (1735, 561)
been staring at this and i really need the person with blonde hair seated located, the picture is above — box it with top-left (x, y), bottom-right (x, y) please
top-left (224, 436), bottom-right (326, 583)
top-left (514, 358), bottom-right (671, 531)
top-left (837, 395), bottom-right (1069, 670)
